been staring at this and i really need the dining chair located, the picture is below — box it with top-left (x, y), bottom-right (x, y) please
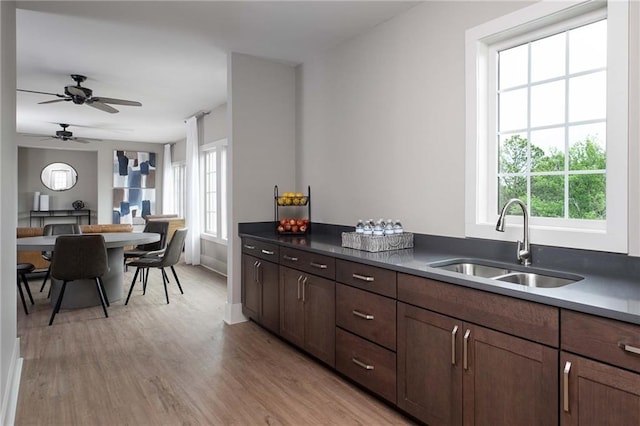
top-left (124, 220), bottom-right (170, 279)
top-left (17, 263), bottom-right (35, 315)
top-left (125, 228), bottom-right (188, 305)
top-left (48, 235), bottom-right (109, 326)
top-left (40, 223), bottom-right (82, 295)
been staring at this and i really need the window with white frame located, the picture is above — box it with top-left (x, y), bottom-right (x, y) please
top-left (465, 1), bottom-right (628, 253)
top-left (201, 139), bottom-right (228, 241)
top-left (172, 162), bottom-right (186, 219)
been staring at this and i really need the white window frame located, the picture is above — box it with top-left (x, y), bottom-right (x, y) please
top-left (172, 161), bottom-right (186, 219)
top-left (465, 0), bottom-right (628, 253)
top-left (200, 138), bottom-right (228, 244)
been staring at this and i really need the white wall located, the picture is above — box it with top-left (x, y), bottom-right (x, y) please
top-left (201, 103), bottom-right (228, 275)
top-left (297, 1), bottom-right (532, 236)
top-left (227, 52), bottom-right (296, 323)
top-left (203, 103), bottom-right (228, 143)
top-left (0, 2), bottom-right (20, 424)
top-left (17, 135), bottom-right (164, 225)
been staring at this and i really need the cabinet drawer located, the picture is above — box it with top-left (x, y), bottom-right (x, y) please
top-left (242, 238), bottom-right (279, 262)
top-left (562, 310), bottom-right (640, 374)
top-left (336, 284), bottom-right (396, 350)
top-left (336, 259), bottom-right (397, 298)
top-left (398, 273), bottom-right (559, 347)
top-left (280, 247), bottom-right (335, 280)
top-left (336, 328), bottom-right (396, 404)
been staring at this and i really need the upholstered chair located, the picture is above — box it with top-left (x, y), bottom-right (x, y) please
top-left (125, 228), bottom-right (187, 305)
top-left (40, 223), bottom-right (82, 295)
top-left (48, 235), bottom-right (109, 326)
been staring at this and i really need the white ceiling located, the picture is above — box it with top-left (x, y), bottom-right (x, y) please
top-left (16, 1), bottom-right (418, 144)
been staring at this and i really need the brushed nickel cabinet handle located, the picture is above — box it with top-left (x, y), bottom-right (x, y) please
top-left (296, 276), bottom-right (302, 300)
top-left (563, 361), bottom-right (572, 412)
top-left (253, 260), bottom-right (259, 283)
top-left (243, 244), bottom-right (256, 250)
top-left (302, 277), bottom-right (308, 302)
top-left (352, 357), bottom-right (374, 370)
top-left (463, 329), bottom-right (470, 370)
top-left (352, 310), bottom-right (374, 320)
top-left (310, 262), bottom-right (328, 269)
top-left (618, 342), bottom-right (640, 355)
top-left (352, 273), bottom-right (374, 282)
top-left (256, 262), bottom-right (262, 284)
top-left (261, 249), bottom-right (275, 256)
top-left (451, 325), bottom-right (459, 366)
top-left (283, 254), bottom-right (298, 261)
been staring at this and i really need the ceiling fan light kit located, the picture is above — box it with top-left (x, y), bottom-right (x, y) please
top-left (17, 74), bottom-right (142, 114)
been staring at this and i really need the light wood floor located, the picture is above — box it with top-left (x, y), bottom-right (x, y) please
top-left (15, 261), bottom-right (413, 425)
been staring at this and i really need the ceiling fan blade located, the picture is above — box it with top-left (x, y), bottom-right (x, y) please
top-left (38, 98), bottom-right (70, 105)
top-left (17, 89), bottom-right (65, 98)
top-left (90, 97), bottom-right (142, 107)
top-left (20, 133), bottom-right (49, 138)
top-left (86, 101), bottom-right (118, 114)
top-left (70, 137), bottom-right (92, 144)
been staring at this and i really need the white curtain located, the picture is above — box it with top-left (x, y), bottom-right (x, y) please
top-left (162, 143), bottom-right (175, 214)
top-left (184, 116), bottom-right (201, 265)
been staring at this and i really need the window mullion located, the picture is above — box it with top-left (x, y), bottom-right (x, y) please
top-left (564, 30), bottom-right (571, 219)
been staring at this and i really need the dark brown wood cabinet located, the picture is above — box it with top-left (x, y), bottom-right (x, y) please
top-left (241, 239), bottom-right (280, 334)
top-left (560, 310), bottom-right (640, 425)
top-left (335, 260), bottom-right (398, 403)
top-left (279, 265), bottom-right (335, 367)
top-left (560, 352), bottom-right (640, 426)
top-left (397, 277), bottom-right (559, 426)
top-left (464, 322), bottom-right (558, 426)
top-left (397, 274), bottom-right (559, 425)
top-left (397, 302), bottom-right (463, 425)
top-left (241, 234), bottom-right (638, 424)
top-left (241, 254), bottom-right (280, 334)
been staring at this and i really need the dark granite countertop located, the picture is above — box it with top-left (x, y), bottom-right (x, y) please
top-left (240, 223), bottom-right (640, 326)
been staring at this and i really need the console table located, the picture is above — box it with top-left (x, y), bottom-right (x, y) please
top-left (29, 209), bottom-right (91, 227)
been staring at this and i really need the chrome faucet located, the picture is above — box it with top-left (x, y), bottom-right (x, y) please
top-left (496, 198), bottom-right (531, 266)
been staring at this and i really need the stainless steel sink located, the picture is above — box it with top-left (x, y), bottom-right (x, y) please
top-left (430, 259), bottom-right (582, 288)
top-left (492, 272), bottom-right (576, 288)
top-left (435, 262), bottom-right (511, 279)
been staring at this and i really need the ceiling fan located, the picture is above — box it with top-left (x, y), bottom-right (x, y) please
top-left (17, 74), bottom-right (142, 114)
top-left (22, 123), bottom-right (102, 144)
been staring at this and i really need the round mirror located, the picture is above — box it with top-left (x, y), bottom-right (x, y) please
top-left (40, 162), bottom-right (78, 191)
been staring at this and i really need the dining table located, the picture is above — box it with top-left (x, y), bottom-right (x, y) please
top-left (17, 232), bottom-right (160, 309)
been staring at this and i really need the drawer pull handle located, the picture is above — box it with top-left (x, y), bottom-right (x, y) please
top-left (283, 254), bottom-right (298, 261)
top-left (352, 310), bottom-right (374, 320)
top-left (243, 244), bottom-right (256, 250)
top-left (352, 273), bottom-right (374, 282)
top-left (261, 249), bottom-right (275, 256)
top-left (563, 361), bottom-right (571, 412)
top-left (451, 325), bottom-right (459, 365)
top-left (310, 262), bottom-right (328, 269)
top-left (463, 329), bottom-right (470, 370)
top-left (618, 342), bottom-right (640, 355)
top-left (352, 357), bottom-right (374, 370)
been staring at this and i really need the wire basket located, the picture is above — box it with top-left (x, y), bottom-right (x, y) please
top-left (341, 232), bottom-right (414, 252)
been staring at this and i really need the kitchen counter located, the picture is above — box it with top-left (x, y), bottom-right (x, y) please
top-left (240, 223), bottom-right (640, 325)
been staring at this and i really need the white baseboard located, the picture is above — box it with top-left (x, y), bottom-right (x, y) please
top-left (1, 337), bottom-right (22, 426)
top-left (200, 254), bottom-right (227, 277)
top-left (224, 302), bottom-right (247, 325)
